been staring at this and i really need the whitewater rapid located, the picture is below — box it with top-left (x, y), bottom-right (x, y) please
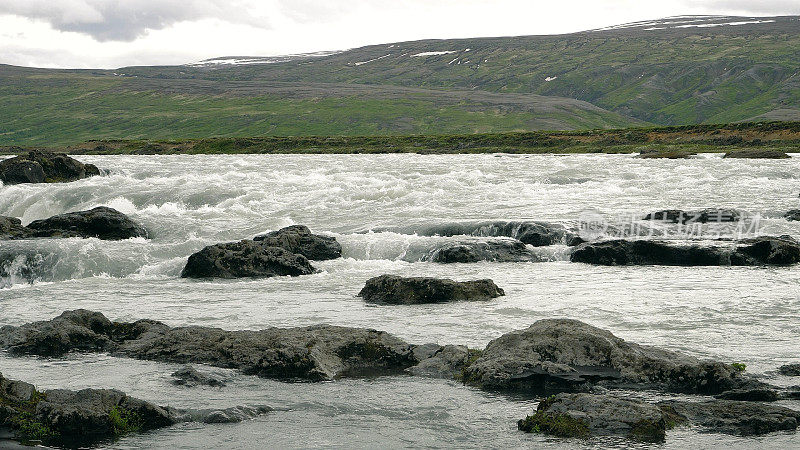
top-left (1, 153), bottom-right (799, 448)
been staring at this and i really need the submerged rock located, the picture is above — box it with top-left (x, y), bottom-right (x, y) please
top-left (779, 363), bottom-right (800, 376)
top-left (358, 275), bottom-right (504, 305)
top-left (408, 345), bottom-right (481, 379)
top-left (570, 236), bottom-right (800, 266)
top-left (181, 240), bottom-right (316, 279)
top-left (171, 365), bottom-right (227, 387)
top-left (461, 318), bottom-right (759, 395)
top-left (643, 208), bottom-right (741, 223)
top-left (723, 150), bottom-right (790, 159)
top-left (426, 239), bottom-right (541, 263)
top-left (785, 210), bottom-right (800, 222)
top-left (25, 207), bottom-right (148, 240)
top-left (254, 225), bottom-right (341, 260)
top-left (0, 371), bottom-right (269, 448)
top-left (0, 310), bottom-right (418, 382)
top-left (391, 221), bottom-right (579, 247)
top-left (0, 150), bottom-right (101, 184)
top-left (518, 393), bottom-right (668, 441)
top-left (658, 399), bottom-right (800, 435)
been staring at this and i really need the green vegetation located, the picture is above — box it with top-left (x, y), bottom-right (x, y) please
top-left (731, 363), bottom-right (747, 373)
top-left (11, 412), bottom-right (56, 443)
top-left (454, 349), bottom-right (484, 383)
top-left (629, 419), bottom-right (667, 442)
top-left (517, 412), bottom-right (591, 438)
top-left (109, 406), bottom-right (144, 436)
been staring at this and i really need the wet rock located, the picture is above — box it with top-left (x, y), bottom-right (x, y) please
top-left (658, 399), bottom-right (800, 435)
top-left (785, 210), bottom-right (800, 222)
top-left (723, 150), bottom-right (790, 159)
top-left (407, 345), bottom-right (476, 379)
top-left (25, 207), bottom-right (147, 240)
top-left (0, 151), bottom-right (101, 184)
top-left (570, 236), bottom-right (800, 266)
top-left (358, 275), bottom-right (504, 305)
top-left (643, 209), bottom-right (741, 223)
top-left (427, 239), bottom-right (541, 263)
top-left (181, 405), bottom-right (272, 424)
top-left (0, 217), bottom-right (32, 240)
top-left (779, 363), bottom-right (800, 376)
top-left (462, 319), bottom-right (759, 395)
top-left (254, 225), bottom-right (341, 260)
top-left (518, 393), bottom-right (668, 441)
top-left (393, 221), bottom-right (578, 247)
top-left (170, 365), bottom-right (226, 387)
top-left (715, 388), bottom-right (779, 402)
top-left (181, 240), bottom-right (316, 279)
top-left (638, 149), bottom-right (695, 159)
top-left (0, 310), bottom-right (418, 382)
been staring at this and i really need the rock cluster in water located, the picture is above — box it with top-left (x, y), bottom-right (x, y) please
top-left (0, 151), bottom-right (100, 184)
top-left (570, 236), bottom-right (800, 266)
top-left (0, 207), bottom-right (147, 241)
top-left (182, 225), bottom-right (340, 279)
top-left (723, 149), bottom-right (791, 159)
top-left (385, 221), bottom-right (582, 247)
top-left (643, 208), bottom-right (741, 223)
top-left (0, 371), bottom-right (269, 447)
top-left (358, 275), bottom-right (504, 305)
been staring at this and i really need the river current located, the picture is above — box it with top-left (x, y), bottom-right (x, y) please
top-left (1, 154), bottom-right (799, 448)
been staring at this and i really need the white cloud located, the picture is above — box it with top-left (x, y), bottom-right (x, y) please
top-left (0, 0), bottom-right (797, 68)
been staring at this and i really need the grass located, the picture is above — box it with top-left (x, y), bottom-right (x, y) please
top-left (109, 406), bottom-right (143, 436)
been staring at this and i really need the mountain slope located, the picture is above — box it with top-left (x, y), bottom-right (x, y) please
top-left (0, 65), bottom-right (641, 146)
top-left (121, 15), bottom-right (800, 125)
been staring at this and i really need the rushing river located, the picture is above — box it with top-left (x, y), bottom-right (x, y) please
top-left (1, 154), bottom-right (799, 449)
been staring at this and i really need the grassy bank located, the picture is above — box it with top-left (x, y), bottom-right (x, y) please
top-left (3, 121), bottom-right (799, 155)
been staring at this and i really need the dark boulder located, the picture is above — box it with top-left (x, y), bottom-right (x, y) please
top-left (25, 207), bottom-right (147, 240)
top-left (253, 225), bottom-right (341, 260)
top-left (723, 150), bottom-right (790, 159)
top-left (518, 393), bottom-right (668, 441)
top-left (714, 388), bottom-right (779, 402)
top-left (181, 240), bottom-right (316, 279)
top-left (427, 239), bottom-right (541, 263)
top-left (643, 208), bottom-right (741, 223)
top-left (391, 221), bottom-right (578, 247)
top-left (658, 399), bottom-right (800, 435)
top-left (461, 319), bottom-right (760, 395)
top-left (170, 365), bottom-right (226, 387)
top-left (0, 310), bottom-right (115, 357)
top-left (358, 274), bottom-right (504, 305)
top-left (779, 363), bottom-right (800, 376)
top-left (570, 236), bottom-right (800, 266)
top-left (785, 210), bottom-right (800, 222)
top-left (0, 151), bottom-right (101, 184)
top-left (0, 217), bottom-right (32, 240)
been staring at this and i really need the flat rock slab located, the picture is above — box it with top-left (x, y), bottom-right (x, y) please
top-left (181, 240), bottom-right (316, 279)
top-left (0, 151), bottom-right (100, 184)
top-left (426, 239), bottom-right (541, 263)
top-left (723, 150), bottom-right (790, 159)
top-left (25, 207), bottom-right (148, 240)
top-left (659, 399), bottom-right (800, 436)
top-left (254, 225), bottom-right (341, 260)
top-left (570, 236), bottom-right (800, 266)
top-left (462, 318), bottom-right (759, 395)
top-left (358, 274), bottom-right (504, 305)
top-left (384, 221), bottom-right (580, 246)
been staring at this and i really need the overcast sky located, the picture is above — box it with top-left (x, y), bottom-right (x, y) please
top-left (0, 0), bottom-right (798, 69)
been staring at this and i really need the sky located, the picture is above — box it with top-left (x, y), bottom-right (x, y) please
top-left (0, 0), bottom-right (798, 69)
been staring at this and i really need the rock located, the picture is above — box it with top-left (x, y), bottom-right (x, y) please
top-left (714, 388), bottom-right (779, 402)
top-left (643, 209), bottom-right (741, 223)
top-left (785, 210), bottom-right (800, 222)
top-left (170, 365), bottom-right (226, 387)
top-left (426, 239), bottom-right (541, 263)
top-left (407, 345), bottom-right (477, 379)
top-left (358, 275), bottom-right (504, 305)
top-left (389, 221), bottom-right (579, 247)
top-left (462, 318), bottom-right (759, 395)
top-left (0, 310), bottom-right (418, 382)
top-left (778, 363), bottom-right (800, 376)
top-left (638, 149), bottom-right (695, 159)
top-left (723, 150), bottom-right (790, 159)
top-left (518, 393), bottom-right (668, 441)
top-left (0, 371), bottom-right (269, 447)
top-left (25, 207), bottom-right (148, 240)
top-left (570, 236), bottom-right (800, 266)
top-left (181, 240), bottom-right (316, 279)
top-left (0, 151), bottom-right (101, 184)
top-left (0, 217), bottom-right (32, 240)
top-left (254, 225), bottom-right (341, 260)
top-left (658, 399), bottom-right (800, 435)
